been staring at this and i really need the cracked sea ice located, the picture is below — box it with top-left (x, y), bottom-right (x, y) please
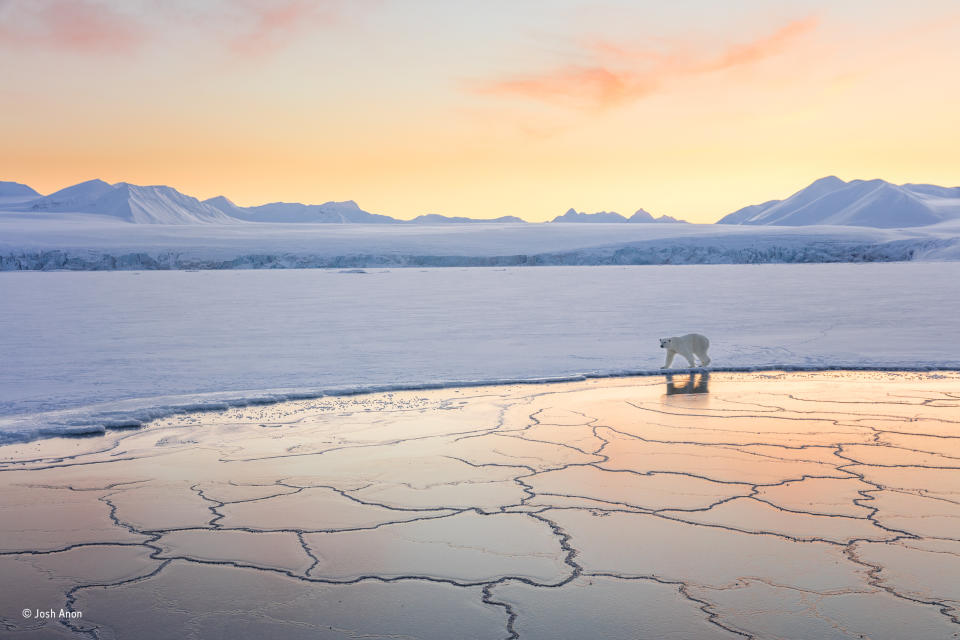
top-left (1, 371), bottom-right (958, 639)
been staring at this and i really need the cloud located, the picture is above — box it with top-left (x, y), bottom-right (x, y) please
top-left (227, 0), bottom-right (341, 58)
top-left (0, 0), bottom-right (146, 54)
top-left (477, 16), bottom-right (819, 111)
top-left (0, 0), bottom-right (353, 59)
top-left (699, 16), bottom-right (819, 72)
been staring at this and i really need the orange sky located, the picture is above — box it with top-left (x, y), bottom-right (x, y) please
top-left (1, 0), bottom-right (958, 222)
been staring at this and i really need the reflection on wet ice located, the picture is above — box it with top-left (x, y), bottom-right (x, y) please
top-left (1, 371), bottom-right (958, 639)
top-left (664, 371), bottom-right (710, 396)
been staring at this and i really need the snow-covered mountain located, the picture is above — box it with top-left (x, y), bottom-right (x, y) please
top-left (204, 196), bottom-right (396, 223)
top-left (8, 179), bottom-right (533, 224)
top-left (628, 208), bottom-right (686, 223)
top-left (204, 198), bottom-right (529, 224)
top-left (94, 184), bottom-right (236, 224)
top-left (201, 195), bottom-right (248, 218)
top-left (407, 214), bottom-right (526, 224)
top-left (25, 179), bottom-right (114, 211)
top-left (21, 180), bottom-right (234, 224)
top-left (552, 208), bottom-right (686, 223)
top-left (552, 209), bottom-right (628, 222)
top-left (7, 176), bottom-right (959, 227)
top-left (13, 180), bottom-right (532, 223)
top-left (0, 181), bottom-right (39, 202)
top-left (718, 177), bottom-right (960, 227)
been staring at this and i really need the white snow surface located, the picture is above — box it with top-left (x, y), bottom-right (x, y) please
top-left (2, 214), bottom-right (960, 269)
top-left (1, 264), bottom-right (959, 444)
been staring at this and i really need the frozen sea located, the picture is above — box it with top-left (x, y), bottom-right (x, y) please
top-left (2, 263), bottom-right (959, 443)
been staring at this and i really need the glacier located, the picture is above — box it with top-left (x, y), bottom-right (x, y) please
top-left (2, 212), bottom-right (960, 271)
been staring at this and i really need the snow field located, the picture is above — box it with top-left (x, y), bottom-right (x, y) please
top-left (1, 263), bottom-right (958, 443)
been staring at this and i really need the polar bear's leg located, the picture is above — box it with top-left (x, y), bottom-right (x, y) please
top-left (680, 350), bottom-right (696, 367)
top-left (662, 349), bottom-right (676, 369)
top-left (698, 336), bottom-right (711, 367)
top-left (693, 346), bottom-right (711, 366)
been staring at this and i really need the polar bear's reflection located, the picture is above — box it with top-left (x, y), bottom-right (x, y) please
top-left (664, 372), bottom-right (710, 396)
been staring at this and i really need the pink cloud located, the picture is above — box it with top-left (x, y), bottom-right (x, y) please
top-left (0, 0), bottom-right (354, 59)
top-left (487, 66), bottom-right (656, 111)
top-left (228, 0), bottom-right (340, 58)
top-left (0, 0), bottom-right (145, 54)
top-left (478, 17), bottom-right (819, 111)
top-left (699, 16), bottom-right (819, 72)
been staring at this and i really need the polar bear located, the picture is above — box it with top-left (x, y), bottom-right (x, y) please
top-left (660, 333), bottom-right (711, 369)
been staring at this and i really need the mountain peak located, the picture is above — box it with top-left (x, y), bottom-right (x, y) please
top-left (552, 209), bottom-right (628, 222)
top-left (629, 208), bottom-right (655, 222)
top-left (631, 211), bottom-right (687, 224)
top-left (50, 178), bottom-right (112, 196)
top-left (717, 176), bottom-right (960, 227)
top-left (204, 195), bottom-right (236, 207)
top-left (0, 180), bottom-right (40, 199)
top-left (20, 180), bottom-right (234, 223)
top-left (407, 213), bottom-right (527, 224)
top-left (810, 175), bottom-right (846, 188)
top-left (28, 179), bottom-right (114, 211)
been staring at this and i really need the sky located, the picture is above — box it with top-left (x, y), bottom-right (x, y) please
top-left (1, 0), bottom-right (958, 223)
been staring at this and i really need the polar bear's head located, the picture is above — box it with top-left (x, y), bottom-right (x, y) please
top-left (659, 338), bottom-right (672, 349)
